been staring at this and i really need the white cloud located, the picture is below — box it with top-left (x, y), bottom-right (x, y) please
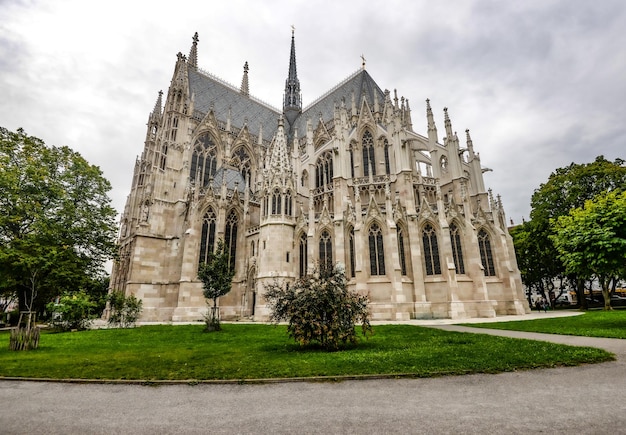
top-left (1, 0), bottom-right (625, 227)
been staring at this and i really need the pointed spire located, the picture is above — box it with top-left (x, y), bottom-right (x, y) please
top-left (465, 129), bottom-right (475, 158)
top-left (265, 116), bottom-right (293, 177)
top-left (240, 61), bottom-right (249, 97)
top-left (405, 98), bottom-right (413, 130)
top-left (443, 107), bottom-right (453, 139)
top-left (188, 32), bottom-right (198, 70)
top-left (152, 90), bottom-right (163, 117)
top-left (426, 99), bottom-right (437, 137)
top-left (283, 26), bottom-right (302, 126)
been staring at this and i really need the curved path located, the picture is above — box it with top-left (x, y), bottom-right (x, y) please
top-left (2, 312), bottom-right (626, 434)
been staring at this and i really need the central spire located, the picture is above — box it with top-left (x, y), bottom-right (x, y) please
top-left (283, 26), bottom-right (302, 128)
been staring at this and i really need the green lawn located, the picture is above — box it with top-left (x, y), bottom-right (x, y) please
top-left (0, 324), bottom-right (613, 381)
top-left (466, 310), bottom-right (626, 338)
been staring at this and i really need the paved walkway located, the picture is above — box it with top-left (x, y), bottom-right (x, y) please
top-left (2, 311), bottom-right (626, 434)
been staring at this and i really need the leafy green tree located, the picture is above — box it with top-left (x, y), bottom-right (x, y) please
top-left (519, 156), bottom-right (626, 308)
top-left (197, 239), bottom-right (234, 331)
top-left (46, 290), bottom-right (97, 331)
top-left (551, 191), bottom-right (626, 310)
top-left (0, 127), bottom-right (117, 318)
top-left (107, 290), bottom-right (143, 328)
top-left (264, 264), bottom-right (372, 351)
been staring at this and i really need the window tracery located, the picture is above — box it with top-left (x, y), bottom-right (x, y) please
top-left (369, 223), bottom-right (385, 275)
top-left (199, 208), bottom-right (216, 265)
top-left (423, 224), bottom-right (441, 275)
top-left (478, 229), bottom-right (496, 276)
top-left (190, 133), bottom-right (217, 187)
top-left (450, 223), bottom-right (465, 274)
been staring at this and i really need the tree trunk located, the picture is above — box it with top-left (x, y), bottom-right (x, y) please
top-left (600, 276), bottom-right (613, 311)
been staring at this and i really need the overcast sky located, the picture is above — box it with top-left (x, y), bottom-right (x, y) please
top-left (2, 0), bottom-right (625, 226)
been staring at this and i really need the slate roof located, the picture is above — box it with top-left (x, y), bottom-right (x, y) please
top-left (188, 66), bottom-right (385, 144)
top-left (188, 68), bottom-right (281, 144)
top-left (211, 167), bottom-right (246, 194)
top-left (293, 69), bottom-right (385, 135)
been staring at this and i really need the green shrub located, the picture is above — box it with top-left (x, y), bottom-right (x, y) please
top-left (264, 264), bottom-right (372, 350)
top-left (46, 291), bottom-right (96, 331)
top-left (107, 291), bottom-right (142, 328)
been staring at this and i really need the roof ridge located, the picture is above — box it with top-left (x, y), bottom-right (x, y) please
top-left (303, 68), bottom-right (363, 112)
top-left (195, 67), bottom-right (281, 113)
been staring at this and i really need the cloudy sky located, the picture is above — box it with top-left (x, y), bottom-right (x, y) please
top-left (2, 0), bottom-right (625, 226)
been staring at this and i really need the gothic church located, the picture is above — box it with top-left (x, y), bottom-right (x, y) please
top-left (110, 32), bottom-right (530, 321)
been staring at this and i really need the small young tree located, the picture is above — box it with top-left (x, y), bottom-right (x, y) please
top-left (107, 290), bottom-right (143, 328)
top-left (198, 239), bottom-right (234, 331)
top-left (46, 290), bottom-right (97, 331)
top-left (264, 264), bottom-right (372, 351)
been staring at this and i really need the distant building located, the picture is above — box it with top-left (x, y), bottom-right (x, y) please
top-left (109, 32), bottom-right (530, 321)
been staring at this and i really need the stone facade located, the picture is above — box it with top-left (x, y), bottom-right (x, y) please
top-left (109, 31), bottom-right (530, 322)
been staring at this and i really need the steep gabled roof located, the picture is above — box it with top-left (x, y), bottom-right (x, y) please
top-left (292, 69), bottom-right (385, 135)
top-left (188, 68), bottom-right (281, 144)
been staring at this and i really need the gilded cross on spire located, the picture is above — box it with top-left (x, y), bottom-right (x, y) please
top-left (291, 25), bottom-right (295, 36)
top-left (361, 54), bottom-right (366, 69)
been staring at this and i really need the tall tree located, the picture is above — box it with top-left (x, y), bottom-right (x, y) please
top-left (197, 239), bottom-right (234, 331)
top-left (520, 156), bottom-right (626, 308)
top-left (551, 191), bottom-right (626, 310)
top-left (0, 127), bottom-right (117, 317)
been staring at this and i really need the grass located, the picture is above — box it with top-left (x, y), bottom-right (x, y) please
top-left (0, 324), bottom-right (613, 381)
top-left (465, 310), bottom-right (626, 339)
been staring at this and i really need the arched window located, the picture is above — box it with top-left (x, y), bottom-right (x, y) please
top-left (190, 133), bottom-right (217, 187)
top-left (319, 230), bottom-right (333, 269)
top-left (348, 226), bottom-right (355, 278)
top-left (159, 144), bottom-right (168, 170)
top-left (349, 146), bottom-right (355, 178)
top-left (384, 139), bottom-right (391, 174)
top-left (199, 208), bottom-right (216, 265)
top-left (423, 224), bottom-right (441, 275)
top-left (478, 229), bottom-right (496, 276)
top-left (315, 152), bottom-right (333, 188)
top-left (285, 191), bottom-right (292, 216)
top-left (450, 223), bottom-right (465, 274)
top-left (232, 147), bottom-right (252, 191)
top-left (362, 131), bottom-right (375, 176)
top-left (225, 211), bottom-right (238, 271)
top-left (397, 225), bottom-right (407, 276)
top-left (369, 223), bottom-right (385, 275)
top-left (271, 189), bottom-right (282, 215)
top-left (299, 233), bottom-right (308, 278)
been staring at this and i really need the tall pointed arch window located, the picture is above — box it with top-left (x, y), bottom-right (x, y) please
top-left (369, 223), bottom-right (385, 275)
top-left (225, 211), bottom-right (238, 271)
top-left (397, 225), bottom-right (407, 276)
top-left (159, 144), bottom-right (168, 170)
top-left (190, 133), bottom-right (217, 187)
top-left (271, 189), bottom-right (282, 215)
top-left (349, 147), bottom-right (355, 178)
top-left (299, 233), bottom-right (308, 278)
top-left (362, 131), bottom-right (375, 176)
top-left (319, 230), bottom-right (333, 269)
top-left (285, 191), bottom-right (293, 216)
top-left (423, 224), bottom-right (441, 275)
top-left (315, 152), bottom-right (333, 188)
top-left (450, 223), bottom-right (465, 274)
top-left (478, 229), bottom-right (496, 276)
top-left (348, 226), bottom-right (356, 278)
top-left (199, 208), bottom-right (217, 265)
top-left (384, 139), bottom-right (391, 174)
